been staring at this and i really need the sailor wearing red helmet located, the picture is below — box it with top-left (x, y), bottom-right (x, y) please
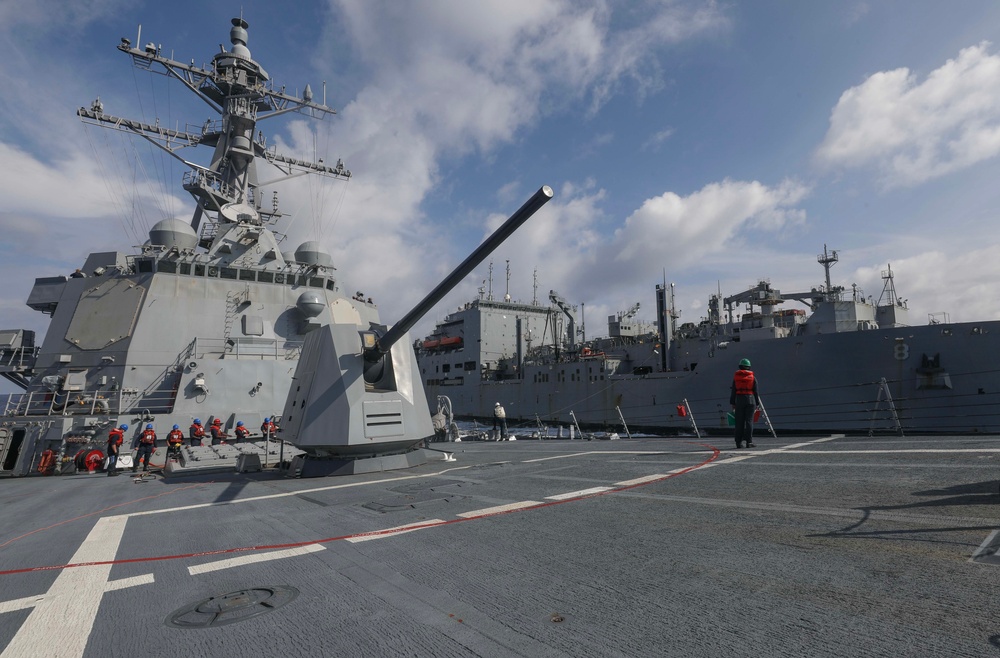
top-left (209, 418), bottom-right (230, 445)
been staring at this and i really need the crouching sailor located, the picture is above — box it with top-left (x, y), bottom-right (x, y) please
top-left (167, 424), bottom-right (184, 461)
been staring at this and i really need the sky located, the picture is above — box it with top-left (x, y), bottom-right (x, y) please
top-left (3, 0), bottom-right (1000, 382)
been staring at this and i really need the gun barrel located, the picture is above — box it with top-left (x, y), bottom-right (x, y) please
top-left (369, 185), bottom-right (554, 360)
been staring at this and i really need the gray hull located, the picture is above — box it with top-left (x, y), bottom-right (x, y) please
top-left (419, 300), bottom-right (1000, 435)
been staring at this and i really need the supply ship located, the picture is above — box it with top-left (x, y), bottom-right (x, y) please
top-left (416, 249), bottom-right (1000, 434)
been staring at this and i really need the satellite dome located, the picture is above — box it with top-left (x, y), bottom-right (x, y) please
top-left (294, 241), bottom-right (332, 267)
top-left (296, 291), bottom-right (325, 318)
top-left (281, 251), bottom-right (297, 264)
top-left (149, 218), bottom-right (198, 251)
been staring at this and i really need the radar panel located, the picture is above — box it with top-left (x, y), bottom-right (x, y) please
top-left (65, 279), bottom-right (145, 349)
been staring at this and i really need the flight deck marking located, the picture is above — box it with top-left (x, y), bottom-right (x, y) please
top-left (615, 474), bottom-right (671, 486)
top-left (546, 486), bottom-right (615, 500)
top-left (128, 464), bottom-right (479, 517)
top-left (0, 516), bottom-right (135, 658)
top-left (524, 450), bottom-right (678, 464)
top-left (346, 520), bottom-right (449, 543)
top-left (970, 530), bottom-right (1000, 566)
top-left (189, 543), bottom-right (327, 574)
top-left (0, 446), bottom-right (721, 578)
top-left (457, 501), bottom-right (543, 517)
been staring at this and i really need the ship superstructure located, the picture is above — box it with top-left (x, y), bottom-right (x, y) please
top-left (0, 18), bottom-right (360, 475)
top-left (417, 247), bottom-right (1000, 434)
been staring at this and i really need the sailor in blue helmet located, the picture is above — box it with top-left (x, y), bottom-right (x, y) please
top-left (260, 417), bottom-right (279, 439)
top-left (233, 420), bottom-right (250, 443)
top-left (106, 423), bottom-right (126, 476)
top-left (132, 423), bottom-right (157, 472)
top-left (730, 358), bottom-right (760, 449)
top-left (189, 418), bottom-right (205, 447)
top-left (166, 424), bottom-right (184, 460)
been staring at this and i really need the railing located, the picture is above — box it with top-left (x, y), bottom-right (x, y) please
top-left (0, 346), bottom-right (38, 371)
top-left (2, 388), bottom-right (176, 418)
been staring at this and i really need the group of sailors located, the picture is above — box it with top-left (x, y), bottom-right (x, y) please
top-left (105, 416), bottom-right (280, 476)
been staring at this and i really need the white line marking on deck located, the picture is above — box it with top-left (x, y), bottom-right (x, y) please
top-left (970, 530), bottom-right (1000, 563)
top-left (1, 516), bottom-right (128, 658)
top-left (457, 501), bottom-right (542, 517)
top-left (345, 520), bottom-right (448, 543)
top-left (615, 474), bottom-right (670, 486)
top-left (545, 486), bottom-right (615, 501)
top-left (0, 596), bottom-right (46, 615)
top-left (523, 450), bottom-right (679, 464)
top-left (189, 543), bottom-right (327, 574)
top-left (105, 573), bottom-right (155, 591)
top-left (128, 464), bottom-right (479, 517)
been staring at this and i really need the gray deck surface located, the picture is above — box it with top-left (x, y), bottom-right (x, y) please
top-left (0, 433), bottom-right (998, 657)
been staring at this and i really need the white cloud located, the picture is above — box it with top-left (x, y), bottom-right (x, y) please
top-left (815, 42), bottom-right (1000, 187)
top-left (642, 127), bottom-right (675, 152)
top-left (852, 247), bottom-right (1000, 325)
top-left (605, 178), bottom-right (809, 269)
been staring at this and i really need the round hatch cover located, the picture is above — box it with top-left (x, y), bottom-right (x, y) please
top-left (165, 586), bottom-right (299, 629)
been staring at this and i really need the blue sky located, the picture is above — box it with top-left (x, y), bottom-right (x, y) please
top-left (3, 0), bottom-right (1000, 381)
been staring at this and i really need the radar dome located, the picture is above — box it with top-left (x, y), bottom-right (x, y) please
top-left (294, 241), bottom-right (333, 267)
top-left (149, 218), bottom-right (198, 251)
top-left (296, 291), bottom-right (326, 318)
top-left (281, 251), bottom-right (297, 264)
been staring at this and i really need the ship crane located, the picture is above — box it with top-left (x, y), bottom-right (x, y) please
top-left (548, 291), bottom-right (577, 353)
top-left (618, 302), bottom-right (640, 321)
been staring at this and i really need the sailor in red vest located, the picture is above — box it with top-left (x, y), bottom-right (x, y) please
top-left (730, 358), bottom-right (761, 449)
top-left (133, 423), bottom-right (157, 472)
top-left (210, 418), bottom-right (230, 445)
top-left (107, 423), bottom-right (126, 476)
top-left (233, 421), bottom-right (250, 443)
top-left (167, 424), bottom-right (184, 460)
top-left (260, 417), bottom-right (279, 440)
top-left (189, 418), bottom-right (205, 447)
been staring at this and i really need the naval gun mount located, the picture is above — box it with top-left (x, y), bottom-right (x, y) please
top-left (281, 186), bottom-right (553, 477)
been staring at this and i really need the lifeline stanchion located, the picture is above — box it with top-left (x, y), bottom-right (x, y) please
top-left (569, 411), bottom-right (585, 440)
top-left (869, 378), bottom-right (903, 437)
top-left (756, 396), bottom-right (777, 439)
top-left (615, 405), bottom-right (632, 439)
top-left (681, 398), bottom-right (701, 439)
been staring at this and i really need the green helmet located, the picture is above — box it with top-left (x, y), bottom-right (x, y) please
top-left (739, 358), bottom-right (751, 368)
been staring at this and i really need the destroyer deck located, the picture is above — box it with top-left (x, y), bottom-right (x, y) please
top-left (0, 434), bottom-right (997, 656)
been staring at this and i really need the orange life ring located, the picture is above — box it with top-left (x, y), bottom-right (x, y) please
top-left (38, 449), bottom-right (57, 475)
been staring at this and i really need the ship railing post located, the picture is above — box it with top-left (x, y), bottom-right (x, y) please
top-left (615, 405), bottom-right (632, 439)
top-left (869, 377), bottom-right (903, 437)
top-left (756, 396), bottom-right (776, 439)
top-left (570, 410), bottom-right (584, 439)
top-left (682, 398), bottom-right (701, 439)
